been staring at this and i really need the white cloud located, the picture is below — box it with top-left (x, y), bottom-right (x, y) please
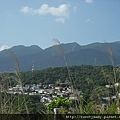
top-left (85, 0), bottom-right (93, 3)
top-left (20, 4), bottom-right (70, 23)
top-left (37, 4), bottom-right (50, 15)
top-left (0, 45), bottom-right (9, 51)
top-left (20, 6), bottom-right (31, 14)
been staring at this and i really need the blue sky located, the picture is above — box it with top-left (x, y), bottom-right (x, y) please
top-left (0, 0), bottom-right (120, 50)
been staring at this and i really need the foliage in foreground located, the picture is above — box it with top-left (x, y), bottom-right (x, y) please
top-left (0, 93), bottom-right (46, 114)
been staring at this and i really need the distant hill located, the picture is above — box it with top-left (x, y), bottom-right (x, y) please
top-left (0, 41), bottom-right (120, 72)
top-left (10, 45), bottom-right (43, 56)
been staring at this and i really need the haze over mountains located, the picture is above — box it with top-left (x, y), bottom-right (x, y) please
top-left (0, 41), bottom-right (120, 72)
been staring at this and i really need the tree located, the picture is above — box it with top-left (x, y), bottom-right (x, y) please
top-left (47, 97), bottom-right (71, 114)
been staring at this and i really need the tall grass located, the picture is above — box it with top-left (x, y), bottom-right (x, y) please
top-left (53, 39), bottom-right (85, 113)
top-left (0, 50), bottom-right (29, 114)
top-left (104, 42), bottom-right (120, 113)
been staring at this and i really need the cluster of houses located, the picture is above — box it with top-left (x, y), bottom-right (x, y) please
top-left (1, 80), bottom-right (120, 107)
top-left (1, 81), bottom-right (83, 104)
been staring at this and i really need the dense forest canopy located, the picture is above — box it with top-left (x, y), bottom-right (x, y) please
top-left (21, 65), bottom-right (113, 86)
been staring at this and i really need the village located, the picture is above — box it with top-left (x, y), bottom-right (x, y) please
top-left (4, 80), bottom-right (83, 104)
top-left (1, 76), bottom-right (120, 106)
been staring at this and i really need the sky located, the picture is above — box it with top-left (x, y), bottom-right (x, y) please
top-left (0, 0), bottom-right (120, 50)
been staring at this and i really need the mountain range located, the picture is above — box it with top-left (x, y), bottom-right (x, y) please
top-left (0, 41), bottom-right (120, 72)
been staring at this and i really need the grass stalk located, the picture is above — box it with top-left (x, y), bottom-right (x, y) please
top-left (53, 39), bottom-right (81, 113)
top-left (1, 50), bottom-right (30, 114)
top-left (105, 42), bottom-right (120, 113)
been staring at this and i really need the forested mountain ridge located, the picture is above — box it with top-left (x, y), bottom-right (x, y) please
top-left (0, 41), bottom-right (120, 71)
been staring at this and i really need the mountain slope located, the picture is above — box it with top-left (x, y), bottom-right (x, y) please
top-left (42, 42), bottom-right (81, 57)
top-left (10, 45), bottom-right (43, 56)
top-left (0, 41), bottom-right (120, 71)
